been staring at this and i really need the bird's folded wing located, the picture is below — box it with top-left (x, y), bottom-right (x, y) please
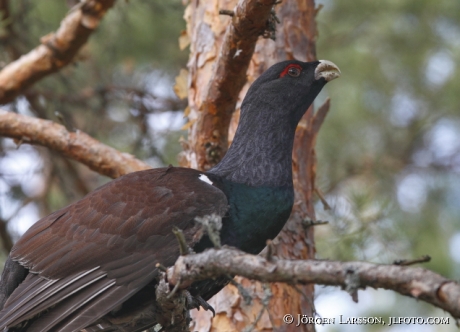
top-left (0, 167), bottom-right (228, 331)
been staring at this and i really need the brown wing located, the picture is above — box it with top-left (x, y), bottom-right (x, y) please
top-left (0, 167), bottom-right (228, 331)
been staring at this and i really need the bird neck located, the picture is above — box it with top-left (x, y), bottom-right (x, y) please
top-left (208, 108), bottom-right (297, 188)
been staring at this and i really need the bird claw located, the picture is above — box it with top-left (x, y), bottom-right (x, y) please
top-left (196, 295), bottom-right (216, 317)
top-left (184, 291), bottom-right (215, 317)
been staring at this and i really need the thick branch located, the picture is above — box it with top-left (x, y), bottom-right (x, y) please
top-left (0, 0), bottom-right (116, 104)
top-left (188, 0), bottom-right (277, 170)
top-left (0, 111), bottom-right (150, 178)
top-left (167, 247), bottom-right (460, 319)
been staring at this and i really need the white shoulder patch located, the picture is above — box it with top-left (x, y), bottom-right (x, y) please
top-left (198, 174), bottom-right (213, 185)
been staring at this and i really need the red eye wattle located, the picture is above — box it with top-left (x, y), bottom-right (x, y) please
top-left (280, 64), bottom-right (302, 78)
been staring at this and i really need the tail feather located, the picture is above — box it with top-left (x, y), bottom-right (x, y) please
top-left (0, 266), bottom-right (150, 332)
top-left (48, 285), bottom-right (137, 332)
top-left (7, 268), bottom-right (106, 328)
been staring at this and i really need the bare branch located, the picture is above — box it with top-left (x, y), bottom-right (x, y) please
top-left (314, 187), bottom-right (331, 210)
top-left (167, 247), bottom-right (460, 319)
top-left (302, 219), bottom-right (329, 228)
top-left (0, 0), bottom-right (116, 104)
top-left (0, 111), bottom-right (150, 178)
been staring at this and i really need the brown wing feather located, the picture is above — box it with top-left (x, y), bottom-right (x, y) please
top-left (0, 167), bottom-right (228, 331)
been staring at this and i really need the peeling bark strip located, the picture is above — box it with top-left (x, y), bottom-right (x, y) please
top-left (185, 0), bottom-right (277, 170)
top-left (0, 111), bottom-right (150, 178)
top-left (167, 247), bottom-right (460, 319)
top-left (0, 0), bottom-right (116, 104)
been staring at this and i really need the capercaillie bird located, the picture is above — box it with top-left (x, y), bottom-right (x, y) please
top-left (0, 59), bottom-right (340, 331)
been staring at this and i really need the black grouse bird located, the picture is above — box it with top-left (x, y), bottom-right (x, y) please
top-left (0, 59), bottom-right (340, 331)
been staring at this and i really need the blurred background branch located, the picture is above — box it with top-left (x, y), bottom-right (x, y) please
top-left (0, 0), bottom-right (116, 104)
top-left (0, 111), bottom-right (150, 178)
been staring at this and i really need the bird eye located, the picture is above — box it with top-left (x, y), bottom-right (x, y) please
top-left (288, 67), bottom-right (301, 77)
top-left (279, 64), bottom-right (303, 78)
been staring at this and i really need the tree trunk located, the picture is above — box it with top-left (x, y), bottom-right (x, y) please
top-left (182, 0), bottom-right (322, 331)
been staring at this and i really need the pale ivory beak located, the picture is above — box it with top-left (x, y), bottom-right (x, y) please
top-left (315, 60), bottom-right (341, 82)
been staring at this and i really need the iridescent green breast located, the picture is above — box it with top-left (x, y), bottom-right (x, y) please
top-left (218, 180), bottom-right (294, 254)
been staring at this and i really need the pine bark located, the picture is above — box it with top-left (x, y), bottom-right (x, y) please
top-left (182, 0), bottom-right (321, 331)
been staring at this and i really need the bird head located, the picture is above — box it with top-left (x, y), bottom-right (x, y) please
top-left (240, 59), bottom-right (340, 127)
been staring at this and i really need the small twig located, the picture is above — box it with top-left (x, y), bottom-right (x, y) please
top-left (302, 219), bottom-right (329, 228)
top-left (394, 255), bottom-right (431, 266)
top-left (172, 227), bottom-right (191, 255)
top-left (219, 9), bottom-right (234, 16)
top-left (14, 137), bottom-right (24, 148)
top-left (292, 283), bottom-right (317, 316)
top-left (312, 98), bottom-right (331, 134)
top-left (265, 239), bottom-right (276, 261)
top-left (167, 278), bottom-right (182, 299)
top-left (315, 4), bottom-right (324, 16)
top-left (242, 283), bottom-right (272, 332)
top-left (156, 263), bottom-right (168, 272)
top-left (314, 187), bottom-right (332, 210)
top-left (54, 111), bottom-right (75, 132)
top-left (228, 275), bottom-right (252, 305)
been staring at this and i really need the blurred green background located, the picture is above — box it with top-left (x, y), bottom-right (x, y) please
top-left (0, 0), bottom-right (459, 331)
top-left (314, 0), bottom-right (459, 331)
